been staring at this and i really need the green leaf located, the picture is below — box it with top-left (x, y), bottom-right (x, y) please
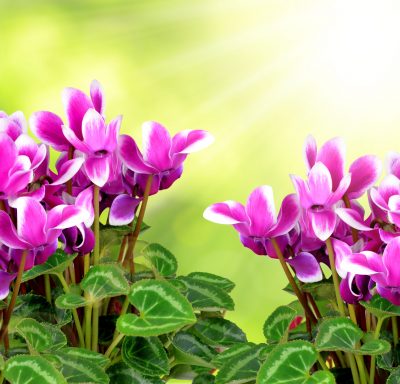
top-left (315, 317), bottom-right (363, 352)
top-left (0, 353), bottom-right (4, 370)
top-left (172, 331), bottom-right (217, 368)
top-left (388, 367), bottom-right (400, 384)
top-left (55, 293), bottom-right (88, 309)
top-left (15, 318), bottom-right (52, 352)
top-left (187, 272), bottom-right (235, 292)
top-left (301, 279), bottom-right (335, 301)
top-left (257, 340), bottom-right (335, 384)
top-left (142, 243), bottom-right (178, 277)
top-left (0, 301), bottom-right (7, 310)
top-left (354, 339), bottom-right (391, 355)
top-left (263, 305), bottom-right (297, 343)
top-left (52, 348), bottom-right (109, 384)
top-left (192, 317), bottom-right (247, 347)
top-left (41, 323), bottom-right (68, 352)
top-left (215, 344), bottom-right (266, 384)
top-left (178, 276), bottom-right (234, 311)
top-left (22, 250), bottom-right (76, 282)
top-left (193, 373), bottom-right (216, 383)
top-left (117, 280), bottom-right (196, 336)
top-left (122, 336), bottom-right (169, 377)
top-left (212, 343), bottom-right (256, 368)
top-left (361, 295), bottom-right (400, 319)
top-left (56, 347), bottom-right (110, 368)
top-left (4, 355), bottom-right (67, 384)
top-left (107, 362), bottom-right (163, 384)
top-left (81, 264), bottom-right (129, 301)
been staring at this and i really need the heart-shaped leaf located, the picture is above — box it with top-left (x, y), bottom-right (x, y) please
top-left (187, 272), bottom-right (235, 292)
top-left (22, 250), bottom-right (76, 282)
top-left (172, 331), bottom-right (216, 368)
top-left (4, 355), bottom-right (67, 384)
top-left (117, 280), bottom-right (196, 336)
top-left (192, 317), bottom-right (247, 347)
top-left (56, 347), bottom-right (109, 368)
top-left (41, 323), bottom-right (67, 351)
top-left (122, 336), bottom-right (169, 377)
top-left (212, 343), bottom-right (256, 368)
top-left (15, 318), bottom-right (52, 352)
top-left (178, 276), bottom-right (234, 312)
top-left (106, 362), bottom-right (164, 384)
top-left (193, 373), bottom-right (216, 383)
top-left (354, 339), bottom-right (391, 355)
top-left (55, 293), bottom-right (88, 309)
top-left (263, 305), bottom-right (297, 343)
top-left (142, 243), bottom-right (178, 277)
top-left (361, 295), bottom-right (400, 319)
top-left (81, 264), bottom-right (129, 301)
top-left (388, 367), bottom-right (400, 384)
top-left (257, 340), bottom-right (335, 384)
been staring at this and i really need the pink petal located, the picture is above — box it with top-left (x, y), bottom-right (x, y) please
top-left (29, 111), bottom-right (69, 151)
top-left (386, 151), bottom-right (400, 178)
top-left (326, 173), bottom-right (351, 206)
top-left (109, 194), bottom-right (141, 226)
top-left (331, 238), bottom-right (353, 278)
top-left (82, 109), bottom-right (107, 152)
top-left (0, 119), bottom-right (23, 141)
top-left (291, 175), bottom-right (312, 208)
top-left (15, 134), bottom-right (39, 162)
top-left (203, 201), bottom-right (248, 225)
top-left (84, 156), bottom-right (110, 187)
top-left (336, 207), bottom-right (372, 231)
top-left (46, 204), bottom-right (88, 231)
top-left (6, 157), bottom-right (33, 196)
top-left (9, 111), bottom-right (27, 133)
top-left (104, 115), bottom-right (121, 152)
top-left (15, 197), bottom-right (47, 247)
top-left (383, 237), bottom-right (400, 286)
top-left (309, 209), bottom-right (336, 241)
top-left (62, 124), bottom-right (91, 153)
top-left (0, 211), bottom-right (30, 249)
top-left (75, 186), bottom-right (94, 227)
top-left (369, 187), bottom-right (389, 211)
top-left (90, 80), bottom-right (105, 115)
top-left (341, 251), bottom-right (386, 280)
top-left (142, 121), bottom-right (172, 170)
top-left (51, 157), bottom-right (84, 186)
top-left (347, 155), bottom-right (381, 199)
top-left (118, 134), bottom-right (156, 174)
top-left (308, 162), bottom-right (332, 205)
top-left (378, 175), bottom-right (400, 202)
top-left (316, 137), bottom-right (346, 190)
top-left (287, 252), bottom-right (322, 283)
top-left (246, 186), bottom-right (276, 236)
top-left (303, 135), bottom-right (317, 171)
top-left (62, 87), bottom-right (93, 138)
top-left (268, 193), bottom-right (300, 237)
top-left (0, 271), bottom-right (16, 300)
top-left (0, 133), bottom-right (17, 181)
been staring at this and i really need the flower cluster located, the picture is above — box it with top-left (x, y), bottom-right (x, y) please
top-left (0, 80), bottom-right (213, 300)
top-left (203, 136), bottom-right (400, 306)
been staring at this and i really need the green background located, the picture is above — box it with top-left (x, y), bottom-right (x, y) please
top-left (2, 0), bottom-right (400, 344)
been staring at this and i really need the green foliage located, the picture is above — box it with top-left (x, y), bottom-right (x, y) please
top-left (55, 293), bottom-right (88, 309)
top-left (142, 243), bottom-right (178, 277)
top-left (106, 362), bottom-right (164, 384)
top-left (187, 272), bottom-right (235, 293)
top-left (263, 305), bottom-right (296, 343)
top-left (361, 295), bottom-right (400, 319)
top-left (15, 318), bottom-right (53, 352)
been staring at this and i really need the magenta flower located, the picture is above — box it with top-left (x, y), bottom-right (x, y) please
top-left (62, 109), bottom-right (122, 187)
top-left (341, 236), bottom-right (400, 305)
top-left (304, 135), bottom-right (381, 199)
top-left (29, 80), bottom-right (105, 152)
top-left (203, 186), bottom-right (300, 256)
top-left (0, 111), bottom-right (27, 140)
top-left (291, 162), bottom-right (351, 241)
top-left (119, 121), bottom-right (214, 194)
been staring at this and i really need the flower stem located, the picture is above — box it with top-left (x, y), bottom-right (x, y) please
top-left (85, 304), bottom-right (92, 350)
top-left (317, 353), bottom-right (329, 371)
top-left (66, 146), bottom-right (74, 195)
top-left (92, 305), bottom-right (100, 352)
top-left (325, 238), bottom-right (346, 316)
top-left (44, 275), bottom-right (52, 304)
top-left (393, 317), bottom-right (398, 347)
top-left (126, 175), bottom-right (153, 272)
top-left (369, 317), bottom-right (384, 384)
top-left (0, 250), bottom-right (28, 354)
top-left (271, 238), bottom-right (317, 324)
top-left (105, 332), bottom-right (124, 358)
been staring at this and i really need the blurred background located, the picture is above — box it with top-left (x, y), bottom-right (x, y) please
top-left (2, 0), bottom-right (400, 343)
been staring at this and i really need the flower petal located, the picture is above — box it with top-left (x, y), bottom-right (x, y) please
top-left (0, 271), bottom-right (16, 300)
top-left (75, 186), bottom-right (94, 227)
top-left (62, 124), bottom-right (91, 153)
top-left (62, 86), bottom-right (93, 138)
top-left (340, 251), bottom-right (385, 278)
top-left (378, 174), bottom-right (400, 202)
top-left (246, 186), bottom-right (276, 236)
top-left (0, 133), bottom-right (17, 182)
top-left (239, 234), bottom-right (267, 255)
top-left (0, 211), bottom-right (29, 249)
top-left (331, 238), bottom-right (353, 278)
top-left (203, 200), bottom-right (248, 225)
top-left (287, 252), bottom-right (322, 283)
top-left (309, 209), bottom-right (336, 241)
top-left (325, 173), bottom-right (351, 206)
top-left (382, 237), bottom-right (400, 287)
top-left (303, 135), bottom-right (317, 171)
top-left (118, 134), bottom-right (157, 174)
top-left (336, 207), bottom-right (373, 231)
top-left (386, 151), bottom-right (400, 178)
top-left (268, 194), bottom-right (300, 237)
top-left (347, 155), bottom-right (381, 199)
top-left (316, 137), bottom-right (346, 190)
top-left (291, 175), bottom-right (312, 208)
top-left (84, 156), bottom-right (110, 187)
top-left (90, 80), bottom-right (105, 115)
top-left (109, 194), bottom-right (141, 226)
top-left (15, 197), bottom-right (47, 247)
top-left (29, 111), bottom-right (69, 151)
top-left (142, 121), bottom-right (172, 170)
top-left (308, 162), bottom-right (332, 205)
top-left (82, 109), bottom-right (107, 152)
top-left (51, 157), bottom-right (85, 186)
top-left (46, 204), bottom-right (88, 232)
top-left (104, 115), bottom-right (121, 152)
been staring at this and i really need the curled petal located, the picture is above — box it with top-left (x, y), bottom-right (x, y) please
top-left (331, 238), bottom-right (353, 278)
top-left (51, 157), bottom-right (84, 186)
top-left (46, 204), bottom-right (88, 233)
top-left (378, 175), bottom-right (400, 202)
top-left (29, 111), bottom-right (69, 151)
top-left (268, 194), bottom-right (300, 237)
top-left (239, 234), bottom-right (267, 255)
top-left (142, 121), bottom-right (172, 170)
top-left (340, 251), bottom-right (386, 283)
top-left (382, 237), bottom-right (400, 287)
top-left (90, 80), bottom-right (105, 115)
top-left (84, 156), bottom-right (110, 187)
top-left (336, 208), bottom-right (373, 231)
top-left (0, 133), bottom-right (17, 183)
top-left (104, 115), bottom-right (122, 152)
top-left (325, 173), bottom-right (351, 206)
top-left (309, 209), bottom-right (336, 241)
top-left (75, 186), bottom-right (94, 227)
top-left (308, 162), bottom-right (332, 205)
top-left (376, 285), bottom-right (400, 306)
top-left (386, 151), bottom-right (400, 178)
top-left (0, 211), bottom-right (30, 249)
top-left (82, 109), bottom-right (107, 152)
top-left (303, 135), bottom-right (317, 171)
top-left (62, 124), bottom-right (91, 153)
top-left (287, 252), bottom-right (322, 283)
top-left (291, 175), bottom-right (312, 208)
top-left (347, 155), bottom-right (381, 199)
top-left (160, 165), bottom-right (183, 191)
top-left (0, 271), bottom-right (16, 300)
top-left (109, 194), bottom-right (141, 226)
top-left (203, 201), bottom-right (248, 225)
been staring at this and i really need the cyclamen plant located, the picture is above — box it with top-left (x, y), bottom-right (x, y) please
top-left (0, 81), bottom-right (251, 384)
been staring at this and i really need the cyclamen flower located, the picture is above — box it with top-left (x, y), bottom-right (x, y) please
top-left (29, 80), bottom-right (105, 152)
top-left (304, 136), bottom-right (381, 199)
top-left (119, 121), bottom-right (214, 195)
top-left (291, 162), bottom-right (351, 241)
top-left (341, 236), bottom-right (400, 305)
top-left (62, 109), bottom-right (122, 187)
top-left (203, 186), bottom-right (300, 256)
top-left (0, 111), bottom-right (27, 140)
